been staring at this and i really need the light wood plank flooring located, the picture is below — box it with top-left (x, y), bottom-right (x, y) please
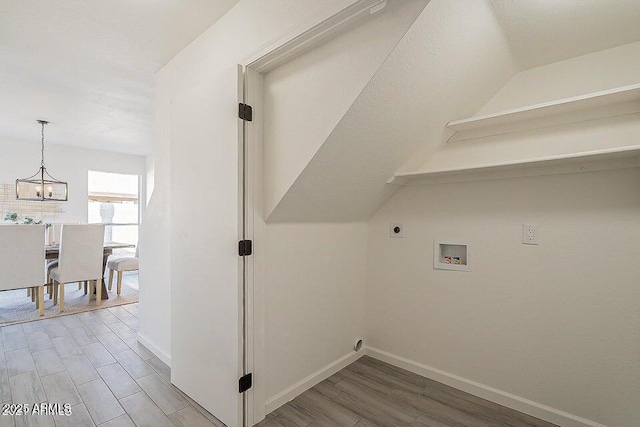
top-left (0, 303), bottom-right (224, 427)
top-left (3, 304), bottom-right (559, 427)
top-left (258, 356), bottom-right (558, 427)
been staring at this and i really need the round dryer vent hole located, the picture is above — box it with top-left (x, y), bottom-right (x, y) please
top-left (354, 339), bottom-right (363, 352)
top-left (390, 223), bottom-right (404, 238)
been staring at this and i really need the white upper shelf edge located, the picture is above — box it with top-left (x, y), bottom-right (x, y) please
top-left (393, 144), bottom-right (640, 180)
top-left (447, 83), bottom-right (640, 133)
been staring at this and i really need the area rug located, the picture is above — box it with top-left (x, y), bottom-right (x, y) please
top-left (0, 273), bottom-right (139, 326)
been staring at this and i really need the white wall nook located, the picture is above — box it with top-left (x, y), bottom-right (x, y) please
top-left (434, 241), bottom-right (470, 272)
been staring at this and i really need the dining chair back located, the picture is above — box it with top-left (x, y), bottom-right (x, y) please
top-left (0, 224), bottom-right (45, 291)
top-left (50, 224), bottom-right (105, 312)
top-left (57, 224), bottom-right (105, 283)
top-left (50, 223), bottom-right (78, 245)
top-left (0, 224), bottom-right (46, 315)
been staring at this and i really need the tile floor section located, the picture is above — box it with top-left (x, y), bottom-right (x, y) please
top-left (0, 303), bottom-right (225, 427)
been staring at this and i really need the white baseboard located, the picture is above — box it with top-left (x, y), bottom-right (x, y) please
top-left (137, 333), bottom-right (171, 367)
top-left (366, 347), bottom-right (607, 427)
top-left (265, 350), bottom-right (364, 414)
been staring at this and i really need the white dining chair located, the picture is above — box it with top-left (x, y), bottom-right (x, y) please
top-left (45, 223), bottom-right (86, 300)
top-left (50, 224), bottom-right (105, 312)
top-left (107, 246), bottom-right (138, 296)
top-left (0, 224), bottom-right (46, 316)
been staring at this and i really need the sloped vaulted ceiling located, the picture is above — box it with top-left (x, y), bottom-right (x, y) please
top-left (263, 0), bottom-right (430, 219)
top-left (267, 0), bottom-right (517, 222)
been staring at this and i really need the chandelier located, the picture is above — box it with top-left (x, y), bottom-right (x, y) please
top-left (16, 120), bottom-right (68, 201)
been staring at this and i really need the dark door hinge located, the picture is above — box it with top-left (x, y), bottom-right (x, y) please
top-left (238, 103), bottom-right (253, 121)
top-left (238, 240), bottom-right (252, 256)
top-left (239, 373), bottom-right (252, 393)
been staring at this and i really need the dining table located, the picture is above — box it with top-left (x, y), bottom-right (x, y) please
top-left (45, 241), bottom-right (135, 300)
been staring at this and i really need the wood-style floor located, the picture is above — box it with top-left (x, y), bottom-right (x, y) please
top-left (2, 302), bottom-right (558, 427)
top-left (258, 356), bottom-right (557, 427)
top-left (0, 303), bottom-right (224, 427)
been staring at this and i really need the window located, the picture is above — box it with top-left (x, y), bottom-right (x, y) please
top-left (88, 171), bottom-right (140, 249)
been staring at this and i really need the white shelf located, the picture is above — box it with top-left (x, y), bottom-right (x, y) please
top-left (393, 145), bottom-right (640, 182)
top-left (447, 83), bottom-right (640, 135)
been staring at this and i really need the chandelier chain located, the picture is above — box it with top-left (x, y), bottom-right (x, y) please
top-left (41, 121), bottom-right (45, 168)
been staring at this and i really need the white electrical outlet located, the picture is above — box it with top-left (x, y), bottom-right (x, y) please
top-left (522, 224), bottom-right (538, 245)
top-left (390, 223), bottom-right (404, 238)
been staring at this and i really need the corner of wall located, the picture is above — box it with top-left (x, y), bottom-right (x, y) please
top-left (265, 350), bottom-right (364, 414)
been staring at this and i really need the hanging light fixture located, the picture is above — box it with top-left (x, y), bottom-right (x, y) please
top-left (16, 120), bottom-right (68, 201)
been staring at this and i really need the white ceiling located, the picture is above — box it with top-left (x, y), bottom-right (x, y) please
top-left (0, 0), bottom-right (239, 155)
top-left (3, 0), bottom-right (640, 159)
top-left (489, 0), bottom-right (640, 69)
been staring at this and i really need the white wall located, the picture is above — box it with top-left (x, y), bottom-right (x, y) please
top-left (366, 168), bottom-right (640, 427)
top-left (0, 136), bottom-right (145, 222)
top-left (137, 76), bottom-right (172, 364)
top-left (264, 222), bottom-right (367, 405)
top-left (150, 7), bottom-right (515, 418)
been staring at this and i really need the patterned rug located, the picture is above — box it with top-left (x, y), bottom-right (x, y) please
top-left (0, 273), bottom-right (139, 326)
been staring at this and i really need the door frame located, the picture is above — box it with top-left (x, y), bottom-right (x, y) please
top-left (238, 1), bottom-right (388, 425)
